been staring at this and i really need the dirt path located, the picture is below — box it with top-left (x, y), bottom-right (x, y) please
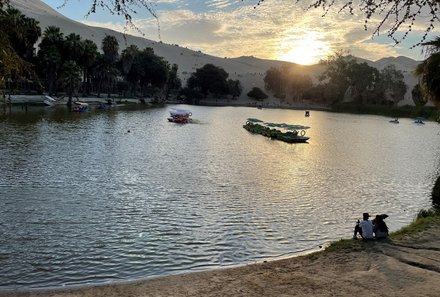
top-left (2, 220), bottom-right (439, 297)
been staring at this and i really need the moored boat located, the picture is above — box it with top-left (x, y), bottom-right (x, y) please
top-left (389, 118), bottom-right (399, 124)
top-left (414, 117), bottom-right (425, 125)
top-left (168, 108), bottom-right (192, 123)
top-left (243, 118), bottom-right (310, 143)
top-left (73, 102), bottom-right (89, 112)
top-left (43, 96), bottom-right (57, 107)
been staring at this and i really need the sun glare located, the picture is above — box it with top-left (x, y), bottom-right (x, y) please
top-left (278, 32), bottom-right (330, 65)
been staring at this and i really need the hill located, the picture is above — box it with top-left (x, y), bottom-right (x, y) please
top-left (10, 0), bottom-right (421, 105)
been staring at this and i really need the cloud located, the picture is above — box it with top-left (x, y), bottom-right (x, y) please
top-left (206, 0), bottom-right (232, 10)
top-left (80, 0), bottom-right (432, 63)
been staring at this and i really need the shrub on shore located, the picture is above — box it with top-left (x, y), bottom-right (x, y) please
top-left (331, 102), bottom-right (440, 121)
top-left (390, 210), bottom-right (440, 240)
top-left (432, 175), bottom-right (440, 209)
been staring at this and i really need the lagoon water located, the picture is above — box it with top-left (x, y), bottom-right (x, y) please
top-left (1, 105), bottom-right (439, 290)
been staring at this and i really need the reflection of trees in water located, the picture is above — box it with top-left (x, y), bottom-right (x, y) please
top-left (1, 104), bottom-right (158, 125)
top-left (1, 105), bottom-right (76, 124)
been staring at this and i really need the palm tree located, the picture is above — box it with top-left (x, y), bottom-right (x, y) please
top-left (120, 45), bottom-right (138, 75)
top-left (80, 39), bottom-right (98, 96)
top-left (22, 17), bottom-right (41, 61)
top-left (3, 8), bottom-right (41, 60)
top-left (63, 33), bottom-right (84, 63)
top-left (38, 26), bottom-right (64, 95)
top-left (0, 6), bottom-right (37, 91)
top-left (102, 35), bottom-right (119, 63)
top-left (120, 45), bottom-right (140, 96)
top-left (165, 63), bottom-right (181, 100)
top-left (0, 30), bottom-right (29, 91)
top-left (99, 36), bottom-right (119, 98)
top-left (60, 60), bottom-right (81, 105)
top-left (93, 54), bottom-right (118, 98)
top-left (415, 37), bottom-right (440, 107)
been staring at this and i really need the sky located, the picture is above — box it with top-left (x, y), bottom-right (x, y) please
top-left (40, 0), bottom-right (439, 65)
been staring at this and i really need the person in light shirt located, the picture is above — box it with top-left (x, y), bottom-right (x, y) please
top-left (353, 213), bottom-right (374, 239)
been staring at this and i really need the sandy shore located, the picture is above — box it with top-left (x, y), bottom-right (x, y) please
top-left (2, 219), bottom-right (439, 297)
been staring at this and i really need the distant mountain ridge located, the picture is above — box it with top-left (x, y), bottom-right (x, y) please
top-left (10, 0), bottom-right (421, 104)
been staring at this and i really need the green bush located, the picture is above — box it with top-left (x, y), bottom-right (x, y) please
top-left (432, 175), bottom-right (440, 209)
top-left (247, 87), bottom-right (268, 101)
top-left (417, 208), bottom-right (438, 218)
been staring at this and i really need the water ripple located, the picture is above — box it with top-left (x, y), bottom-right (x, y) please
top-left (1, 106), bottom-right (439, 290)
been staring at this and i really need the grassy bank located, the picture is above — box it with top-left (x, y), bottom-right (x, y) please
top-left (322, 210), bottom-right (440, 254)
top-left (391, 209), bottom-right (440, 240)
top-left (331, 102), bottom-right (440, 121)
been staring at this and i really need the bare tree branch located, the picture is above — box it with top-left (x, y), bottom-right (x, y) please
top-left (254, 0), bottom-right (440, 45)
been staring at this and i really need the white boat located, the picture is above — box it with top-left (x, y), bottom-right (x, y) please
top-left (389, 118), bottom-right (399, 124)
top-left (168, 108), bottom-right (192, 123)
top-left (43, 96), bottom-right (57, 107)
top-left (73, 101), bottom-right (89, 112)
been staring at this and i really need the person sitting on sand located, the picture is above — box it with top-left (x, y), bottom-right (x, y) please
top-left (353, 213), bottom-right (374, 239)
top-left (373, 214), bottom-right (389, 239)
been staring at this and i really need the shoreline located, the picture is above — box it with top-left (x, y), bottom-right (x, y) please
top-left (0, 244), bottom-right (326, 294)
top-left (1, 217), bottom-right (439, 297)
top-left (4, 95), bottom-right (436, 121)
top-left (1, 94), bottom-right (332, 112)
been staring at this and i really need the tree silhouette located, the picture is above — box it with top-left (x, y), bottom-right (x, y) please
top-left (60, 60), bottom-right (81, 105)
top-left (247, 87), bottom-right (268, 101)
top-left (0, 4), bottom-right (39, 90)
top-left (415, 37), bottom-right (440, 107)
top-left (187, 64), bottom-right (230, 97)
top-left (80, 39), bottom-right (99, 96)
top-left (63, 33), bottom-right (84, 63)
top-left (37, 26), bottom-right (64, 95)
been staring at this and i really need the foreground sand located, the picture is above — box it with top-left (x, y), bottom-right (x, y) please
top-left (2, 219), bottom-right (439, 297)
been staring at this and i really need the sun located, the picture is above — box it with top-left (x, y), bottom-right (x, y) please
top-left (278, 32), bottom-right (330, 65)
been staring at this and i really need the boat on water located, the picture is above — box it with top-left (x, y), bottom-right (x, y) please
top-left (43, 96), bottom-right (57, 107)
top-left (243, 118), bottom-right (310, 143)
top-left (73, 102), bottom-right (89, 112)
top-left (168, 108), bottom-right (192, 123)
top-left (414, 117), bottom-right (425, 125)
top-left (389, 118), bottom-right (399, 124)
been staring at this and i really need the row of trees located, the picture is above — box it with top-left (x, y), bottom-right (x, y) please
top-left (0, 5), bottom-right (41, 93)
top-left (317, 52), bottom-right (407, 105)
top-left (180, 63), bottom-right (243, 104)
top-left (264, 67), bottom-right (312, 100)
top-left (0, 3), bottom-right (245, 105)
top-left (36, 27), bottom-right (180, 104)
top-left (0, 3), bottom-right (182, 104)
top-left (262, 52), bottom-right (408, 106)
